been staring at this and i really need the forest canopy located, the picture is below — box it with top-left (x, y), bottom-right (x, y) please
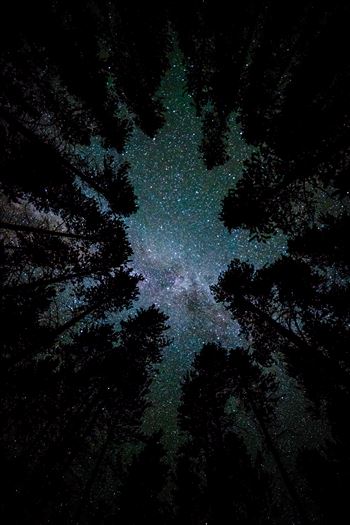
top-left (1, 2), bottom-right (349, 524)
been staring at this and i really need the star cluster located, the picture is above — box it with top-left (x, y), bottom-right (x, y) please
top-left (123, 50), bottom-right (286, 445)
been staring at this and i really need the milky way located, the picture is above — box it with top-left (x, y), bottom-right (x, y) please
top-left (122, 49), bottom-right (286, 446)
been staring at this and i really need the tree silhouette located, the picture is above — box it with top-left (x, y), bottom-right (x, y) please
top-left (0, 109), bottom-right (137, 218)
top-left (199, 110), bottom-right (230, 169)
top-left (213, 256), bottom-right (349, 388)
top-left (288, 213), bottom-right (350, 274)
top-left (226, 347), bottom-right (311, 523)
top-left (175, 343), bottom-right (271, 524)
top-left (117, 431), bottom-right (170, 525)
top-left (1, 1), bottom-right (171, 151)
top-left (220, 145), bottom-right (321, 239)
top-left (1, 3), bottom-right (350, 523)
top-left (212, 258), bottom-right (313, 365)
top-left (0, 307), bottom-right (169, 523)
top-left (297, 443), bottom-right (350, 525)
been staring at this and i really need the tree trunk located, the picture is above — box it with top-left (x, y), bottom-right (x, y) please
top-left (202, 407), bottom-right (227, 524)
top-left (242, 296), bottom-right (311, 352)
top-left (3, 270), bottom-right (100, 295)
top-left (0, 221), bottom-right (96, 242)
top-left (5, 301), bottom-right (102, 372)
top-left (0, 109), bottom-right (109, 203)
top-left (74, 420), bottom-right (116, 524)
top-left (245, 388), bottom-right (309, 524)
top-left (52, 302), bottom-right (100, 339)
top-left (25, 391), bottom-right (108, 524)
top-left (240, 296), bottom-right (350, 394)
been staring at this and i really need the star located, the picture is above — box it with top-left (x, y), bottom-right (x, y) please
top-left (122, 48), bottom-right (286, 446)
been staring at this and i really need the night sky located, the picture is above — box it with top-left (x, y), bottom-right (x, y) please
top-left (121, 49), bottom-right (288, 448)
top-left (69, 47), bottom-right (325, 456)
top-left (3, 4), bottom-right (350, 522)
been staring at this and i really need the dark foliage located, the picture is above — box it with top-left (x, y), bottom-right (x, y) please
top-left (1, 2), bottom-right (349, 524)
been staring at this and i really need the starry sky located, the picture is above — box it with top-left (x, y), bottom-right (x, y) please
top-left (121, 49), bottom-right (287, 448)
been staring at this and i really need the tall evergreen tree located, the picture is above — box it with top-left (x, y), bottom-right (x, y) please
top-left (175, 343), bottom-right (270, 524)
top-left (0, 307), bottom-right (169, 523)
top-left (117, 431), bottom-right (170, 525)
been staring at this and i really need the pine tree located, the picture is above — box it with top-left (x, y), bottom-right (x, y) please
top-left (0, 307), bottom-right (169, 523)
top-left (175, 343), bottom-right (270, 524)
top-left (117, 431), bottom-right (170, 525)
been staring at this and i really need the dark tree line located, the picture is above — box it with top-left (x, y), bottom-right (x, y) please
top-left (0, 3), bottom-right (172, 523)
top-left (1, 2), bottom-right (350, 524)
top-left (170, 2), bottom-right (349, 523)
top-left (172, 1), bottom-right (350, 178)
top-left (184, 3), bottom-right (350, 523)
top-left (1, 0), bottom-right (171, 150)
